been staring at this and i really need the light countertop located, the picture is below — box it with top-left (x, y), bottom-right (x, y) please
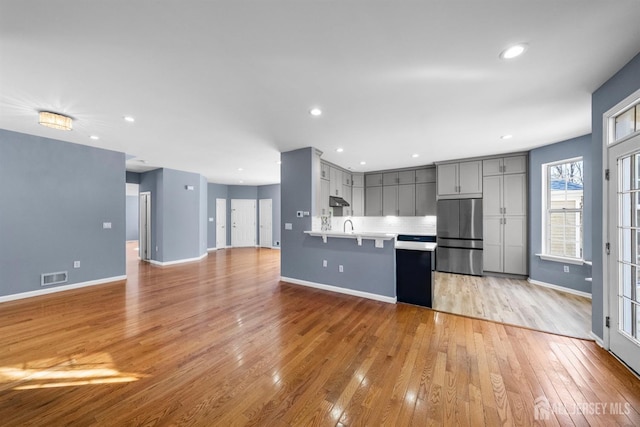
top-left (394, 241), bottom-right (437, 252)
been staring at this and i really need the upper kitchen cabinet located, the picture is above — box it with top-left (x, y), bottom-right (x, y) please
top-left (329, 166), bottom-right (343, 197)
top-left (437, 161), bottom-right (482, 198)
top-left (352, 173), bottom-right (364, 188)
top-left (415, 167), bottom-right (436, 183)
top-left (416, 182), bottom-right (436, 215)
top-left (483, 155), bottom-right (527, 176)
top-left (351, 186), bottom-right (364, 216)
top-left (365, 186), bottom-right (383, 216)
top-left (365, 173), bottom-right (383, 187)
top-left (320, 162), bottom-right (331, 180)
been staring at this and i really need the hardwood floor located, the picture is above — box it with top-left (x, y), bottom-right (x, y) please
top-left (434, 273), bottom-right (592, 339)
top-left (0, 243), bottom-right (638, 426)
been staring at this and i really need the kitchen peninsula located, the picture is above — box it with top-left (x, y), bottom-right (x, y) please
top-left (281, 146), bottom-right (437, 304)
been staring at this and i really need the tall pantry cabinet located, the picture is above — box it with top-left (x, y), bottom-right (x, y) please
top-left (482, 155), bottom-right (528, 275)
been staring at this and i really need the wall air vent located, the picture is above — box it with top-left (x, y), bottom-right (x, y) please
top-left (41, 271), bottom-right (68, 287)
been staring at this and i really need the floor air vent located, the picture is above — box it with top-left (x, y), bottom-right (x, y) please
top-left (41, 271), bottom-right (68, 287)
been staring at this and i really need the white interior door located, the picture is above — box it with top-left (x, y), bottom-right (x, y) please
top-left (259, 199), bottom-right (273, 248)
top-left (608, 133), bottom-right (640, 374)
top-left (216, 198), bottom-right (226, 249)
top-left (139, 192), bottom-right (151, 261)
top-left (231, 199), bottom-right (256, 247)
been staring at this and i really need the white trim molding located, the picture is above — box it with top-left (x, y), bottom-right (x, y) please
top-left (207, 247), bottom-right (217, 252)
top-left (149, 252), bottom-right (208, 266)
top-left (280, 276), bottom-right (396, 304)
top-left (590, 332), bottom-right (605, 348)
top-left (535, 253), bottom-right (584, 265)
top-left (0, 275), bottom-right (127, 303)
top-left (527, 278), bottom-right (592, 299)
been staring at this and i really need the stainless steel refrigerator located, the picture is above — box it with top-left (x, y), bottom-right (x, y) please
top-left (436, 198), bottom-right (483, 276)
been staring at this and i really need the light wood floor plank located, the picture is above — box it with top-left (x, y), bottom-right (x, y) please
top-left (0, 243), bottom-right (637, 426)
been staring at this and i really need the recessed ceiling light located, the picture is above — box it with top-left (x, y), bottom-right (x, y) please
top-left (238, 168), bottom-right (244, 171)
top-left (309, 107), bottom-right (322, 117)
top-left (336, 148), bottom-right (344, 153)
top-left (360, 161), bottom-right (366, 165)
top-left (89, 135), bottom-right (99, 140)
top-left (239, 180), bottom-right (244, 184)
top-left (124, 116), bottom-right (135, 122)
top-left (499, 43), bottom-right (528, 60)
top-left (412, 154), bottom-right (419, 158)
top-left (501, 134), bottom-right (513, 140)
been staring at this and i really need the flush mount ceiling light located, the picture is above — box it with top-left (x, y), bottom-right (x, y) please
top-left (38, 111), bottom-right (73, 131)
top-left (309, 107), bottom-right (322, 117)
top-left (90, 135), bottom-right (99, 140)
top-left (124, 116), bottom-right (135, 122)
top-left (336, 148), bottom-right (344, 153)
top-left (412, 154), bottom-right (419, 158)
top-left (360, 161), bottom-right (367, 165)
top-left (501, 134), bottom-right (513, 140)
top-left (499, 43), bottom-right (528, 60)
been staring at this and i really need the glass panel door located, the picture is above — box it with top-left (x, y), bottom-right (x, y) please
top-left (609, 134), bottom-right (640, 374)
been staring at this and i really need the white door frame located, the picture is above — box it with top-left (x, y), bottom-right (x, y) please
top-left (216, 198), bottom-right (227, 249)
top-left (259, 198), bottom-right (273, 248)
top-left (139, 192), bottom-right (151, 261)
top-left (603, 87), bottom-right (640, 374)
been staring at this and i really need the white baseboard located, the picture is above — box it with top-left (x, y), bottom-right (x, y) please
top-left (0, 275), bottom-right (127, 303)
top-left (527, 278), bottom-right (592, 299)
top-left (207, 247), bottom-right (217, 252)
top-left (280, 276), bottom-right (396, 304)
top-left (149, 252), bottom-right (208, 266)
top-left (589, 332), bottom-right (605, 348)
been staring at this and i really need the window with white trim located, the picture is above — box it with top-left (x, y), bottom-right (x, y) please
top-left (543, 158), bottom-right (584, 259)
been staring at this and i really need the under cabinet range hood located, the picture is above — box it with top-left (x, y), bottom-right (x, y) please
top-left (329, 196), bottom-right (350, 207)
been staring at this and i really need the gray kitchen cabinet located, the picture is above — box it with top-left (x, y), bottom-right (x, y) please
top-left (398, 170), bottom-right (415, 185)
top-left (366, 173), bottom-right (383, 187)
top-left (383, 185), bottom-right (398, 215)
top-left (398, 184), bottom-right (416, 216)
top-left (330, 167), bottom-right (343, 197)
top-left (383, 172), bottom-right (398, 186)
top-left (416, 182), bottom-right (436, 216)
top-left (352, 173), bottom-right (364, 187)
top-left (351, 186), bottom-right (364, 216)
top-left (365, 186), bottom-right (383, 216)
top-left (437, 161), bottom-right (482, 198)
top-left (483, 155), bottom-right (527, 176)
top-left (342, 184), bottom-right (352, 216)
top-left (320, 162), bottom-right (331, 180)
top-left (319, 179), bottom-right (330, 216)
top-left (415, 167), bottom-right (436, 183)
top-left (342, 172), bottom-right (352, 186)
top-left (482, 166), bottom-right (527, 275)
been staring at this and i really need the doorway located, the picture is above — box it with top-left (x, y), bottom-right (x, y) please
top-left (216, 198), bottom-right (227, 249)
top-left (139, 192), bottom-right (151, 261)
top-left (607, 133), bottom-right (640, 374)
top-left (231, 199), bottom-right (256, 247)
top-left (259, 199), bottom-right (273, 248)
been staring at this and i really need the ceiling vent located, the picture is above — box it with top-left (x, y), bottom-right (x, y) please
top-left (41, 271), bottom-right (68, 287)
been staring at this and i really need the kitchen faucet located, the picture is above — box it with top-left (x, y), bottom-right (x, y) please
top-left (343, 219), bottom-right (354, 233)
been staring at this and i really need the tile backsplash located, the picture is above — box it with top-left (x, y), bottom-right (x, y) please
top-left (312, 216), bottom-right (437, 235)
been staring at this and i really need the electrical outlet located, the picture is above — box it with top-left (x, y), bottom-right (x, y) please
top-left (73, 261), bottom-right (81, 268)
top-left (564, 265), bottom-right (570, 273)
top-left (339, 265), bottom-right (344, 273)
top-left (323, 260), bottom-right (327, 267)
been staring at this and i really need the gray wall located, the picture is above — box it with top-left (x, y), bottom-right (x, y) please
top-left (126, 171), bottom-right (141, 184)
top-left (591, 51), bottom-right (640, 339)
top-left (281, 147), bottom-right (396, 298)
top-left (0, 129), bottom-right (125, 297)
top-left (258, 184), bottom-right (282, 247)
top-left (529, 134), bottom-right (592, 293)
top-left (126, 195), bottom-right (139, 240)
top-left (139, 168), bottom-right (207, 263)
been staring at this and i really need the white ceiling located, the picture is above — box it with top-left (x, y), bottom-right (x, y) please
top-left (1, 1), bottom-right (640, 185)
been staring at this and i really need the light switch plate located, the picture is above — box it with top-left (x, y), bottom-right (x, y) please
top-left (209, 217), bottom-right (214, 222)
top-left (285, 223), bottom-right (293, 230)
top-left (73, 261), bottom-right (81, 268)
top-left (103, 222), bottom-right (112, 229)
